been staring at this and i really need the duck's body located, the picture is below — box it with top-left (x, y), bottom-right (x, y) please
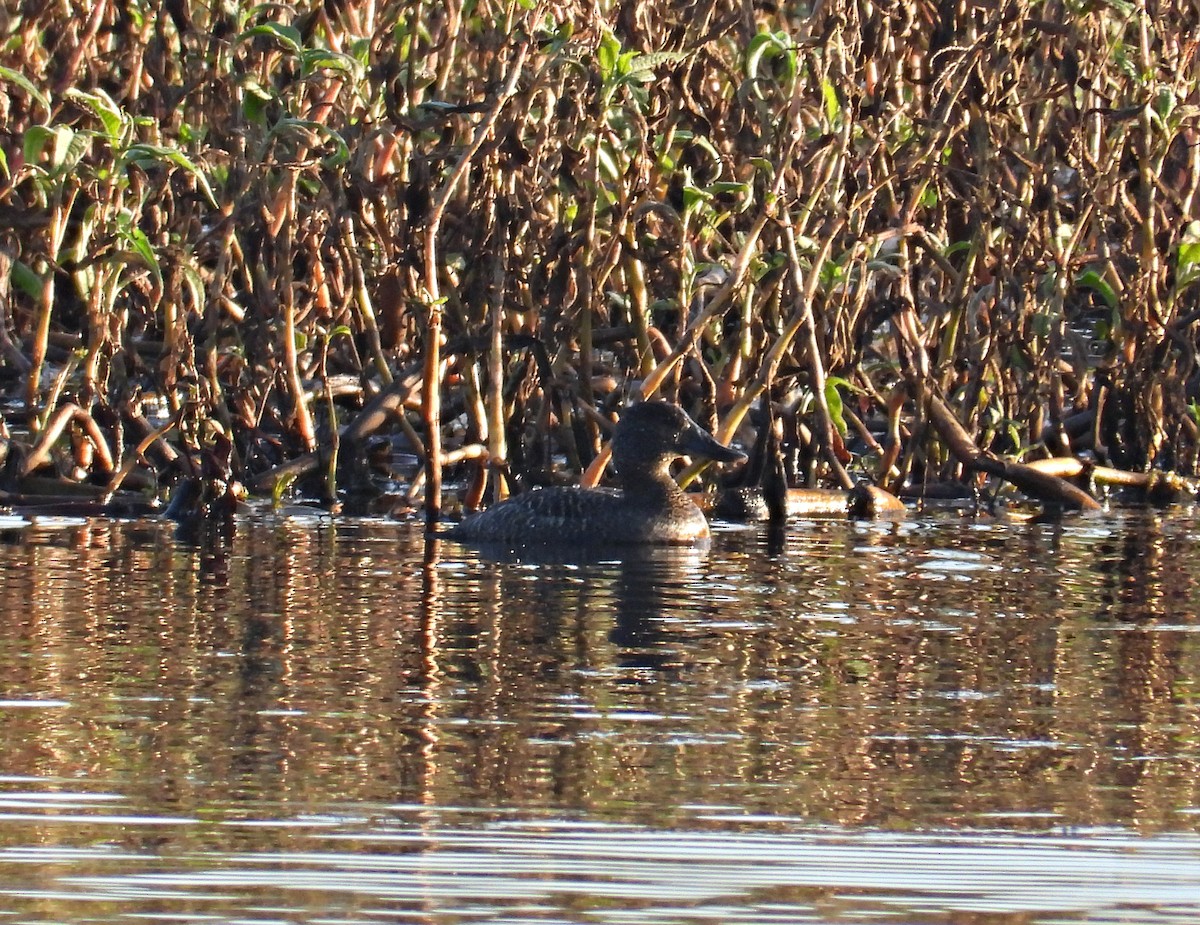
top-left (444, 402), bottom-right (745, 546)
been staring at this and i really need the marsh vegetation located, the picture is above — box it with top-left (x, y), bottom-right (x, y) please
top-left (1, 0), bottom-right (1197, 520)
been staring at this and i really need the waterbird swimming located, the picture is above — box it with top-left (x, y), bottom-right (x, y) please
top-left (443, 401), bottom-right (746, 545)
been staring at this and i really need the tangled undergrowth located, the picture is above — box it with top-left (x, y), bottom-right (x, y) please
top-left (0, 0), bottom-right (1198, 521)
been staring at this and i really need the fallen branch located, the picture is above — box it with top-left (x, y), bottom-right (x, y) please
top-left (925, 392), bottom-right (1103, 511)
top-left (1025, 456), bottom-right (1197, 503)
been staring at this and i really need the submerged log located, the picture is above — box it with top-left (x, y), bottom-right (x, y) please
top-left (0, 484), bottom-right (159, 519)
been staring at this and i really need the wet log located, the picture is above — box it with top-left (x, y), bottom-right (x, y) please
top-left (1024, 457), bottom-right (1198, 504)
top-left (926, 393), bottom-right (1103, 511)
top-left (711, 485), bottom-right (906, 521)
top-left (848, 483), bottom-right (907, 519)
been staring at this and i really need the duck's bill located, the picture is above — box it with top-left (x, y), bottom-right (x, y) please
top-left (681, 427), bottom-right (747, 464)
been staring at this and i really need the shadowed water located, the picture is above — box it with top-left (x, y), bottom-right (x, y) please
top-left (0, 510), bottom-right (1197, 923)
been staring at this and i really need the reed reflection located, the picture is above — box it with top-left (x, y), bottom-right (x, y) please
top-left (0, 514), bottom-right (1193, 847)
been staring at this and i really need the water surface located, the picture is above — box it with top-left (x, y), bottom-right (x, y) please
top-left (0, 511), bottom-right (1197, 923)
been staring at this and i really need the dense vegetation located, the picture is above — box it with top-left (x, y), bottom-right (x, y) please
top-left (0, 0), bottom-right (1197, 519)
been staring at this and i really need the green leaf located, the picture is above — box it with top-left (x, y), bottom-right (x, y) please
top-left (824, 376), bottom-right (850, 436)
top-left (300, 48), bottom-right (363, 78)
top-left (595, 140), bottom-right (621, 182)
top-left (58, 126), bottom-right (91, 172)
top-left (126, 230), bottom-right (161, 283)
top-left (1075, 268), bottom-right (1118, 310)
top-left (26, 125), bottom-right (91, 177)
top-left (596, 30), bottom-right (621, 81)
top-left (266, 118), bottom-right (350, 168)
top-left (10, 260), bottom-right (44, 300)
top-left (820, 258), bottom-right (844, 288)
top-left (1154, 87), bottom-right (1175, 124)
top-left (178, 122), bottom-right (203, 145)
top-left (682, 184), bottom-right (710, 212)
top-left (616, 49), bottom-right (637, 80)
top-left (64, 87), bottom-right (126, 142)
top-left (625, 50), bottom-right (688, 79)
top-left (350, 37), bottom-right (371, 66)
top-left (706, 180), bottom-right (752, 213)
top-left (821, 79), bottom-right (840, 124)
top-left (538, 20), bottom-right (574, 56)
top-left (0, 65), bottom-right (50, 112)
top-left (123, 144), bottom-right (219, 207)
top-left (236, 22), bottom-right (303, 56)
top-left (241, 78), bottom-right (275, 125)
top-left (842, 658), bottom-right (871, 681)
top-left (115, 210), bottom-right (162, 287)
top-left (271, 471), bottom-right (297, 507)
top-left (20, 126), bottom-right (47, 165)
top-left (745, 31), bottom-right (775, 79)
top-left (1178, 220), bottom-right (1200, 275)
top-left (754, 251), bottom-right (788, 279)
top-left (746, 31), bottom-right (794, 84)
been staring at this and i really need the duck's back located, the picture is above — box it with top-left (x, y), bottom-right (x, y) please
top-left (444, 486), bottom-right (709, 545)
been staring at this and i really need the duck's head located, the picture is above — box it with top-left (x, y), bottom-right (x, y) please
top-left (612, 401), bottom-right (746, 475)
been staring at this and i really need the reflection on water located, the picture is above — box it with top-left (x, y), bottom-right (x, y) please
top-left (0, 511), bottom-right (1197, 922)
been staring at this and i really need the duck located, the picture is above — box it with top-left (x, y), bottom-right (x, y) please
top-left (443, 401), bottom-right (746, 545)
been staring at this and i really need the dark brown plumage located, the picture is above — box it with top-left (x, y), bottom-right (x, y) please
top-left (443, 402), bottom-right (745, 546)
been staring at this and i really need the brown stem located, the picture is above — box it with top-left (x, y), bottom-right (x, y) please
top-left (53, 0), bottom-right (109, 94)
top-left (279, 171), bottom-right (318, 452)
top-left (784, 224), bottom-right (852, 489)
top-left (104, 410), bottom-right (181, 499)
top-left (21, 403), bottom-right (114, 477)
top-left (420, 27), bottom-right (536, 530)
